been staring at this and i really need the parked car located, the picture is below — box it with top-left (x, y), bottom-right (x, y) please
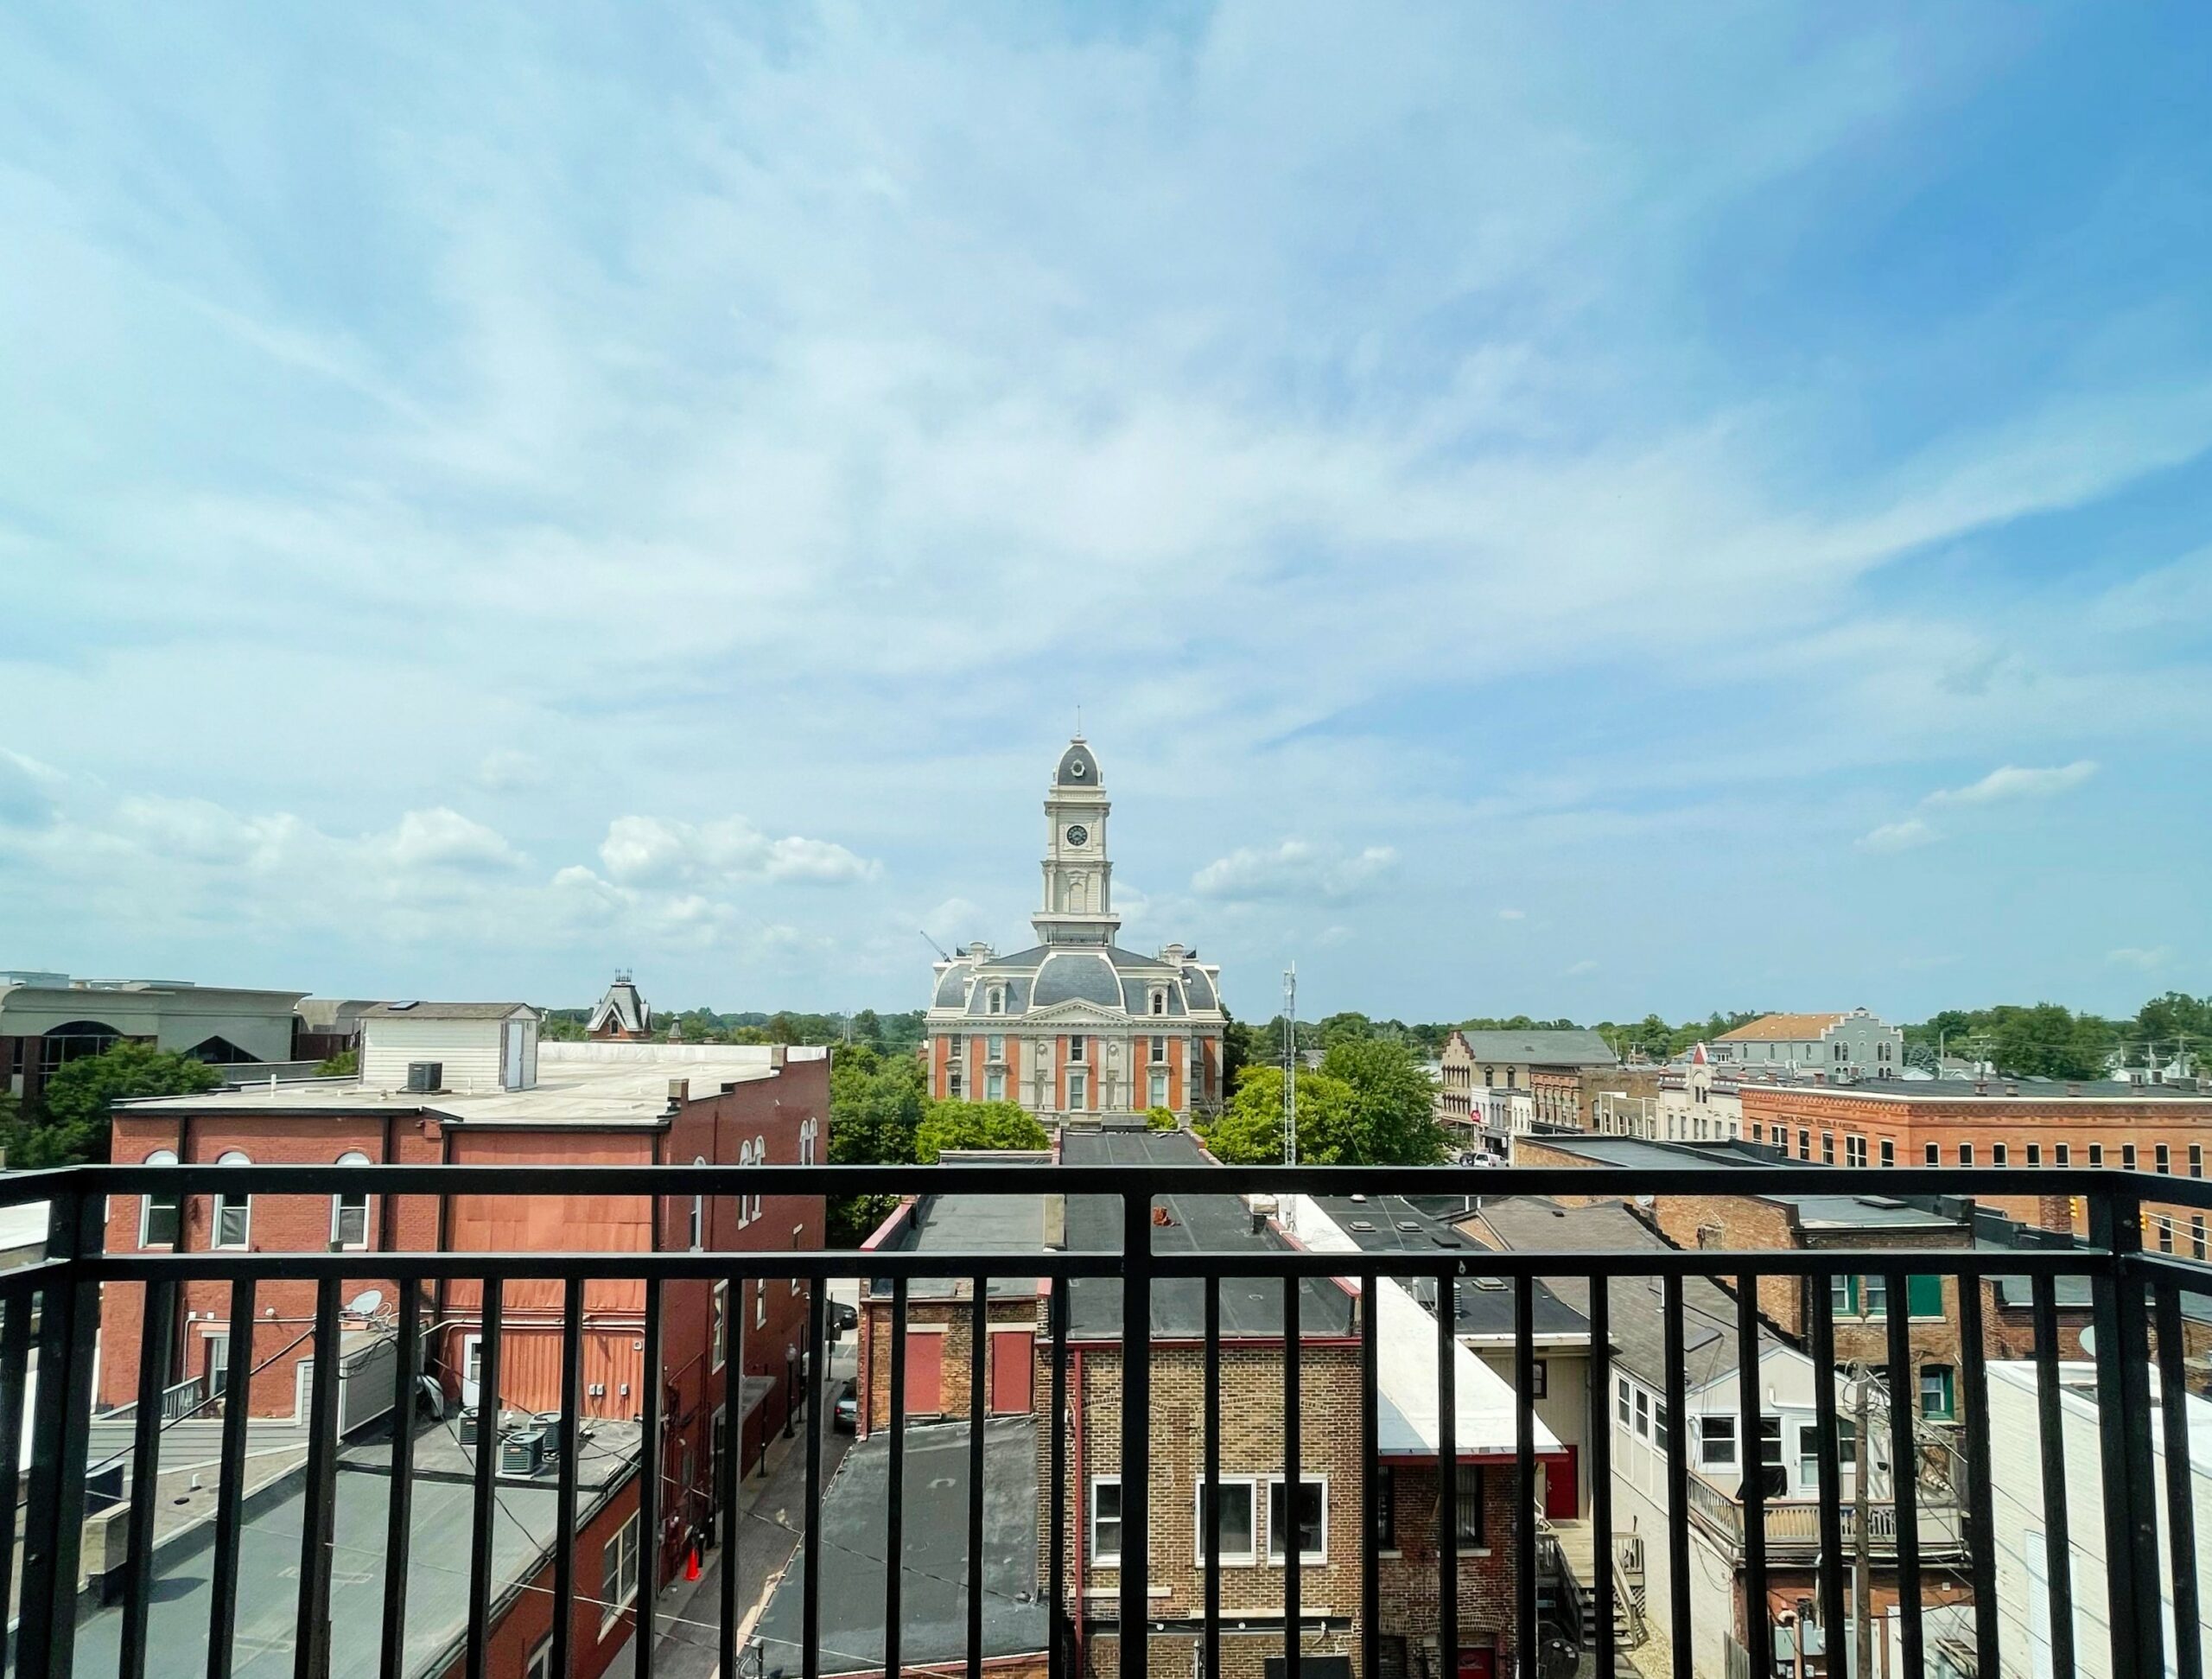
top-left (830, 1300), bottom-right (858, 1334)
top-left (831, 1377), bottom-right (858, 1434)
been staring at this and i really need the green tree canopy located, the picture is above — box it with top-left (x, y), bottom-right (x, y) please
top-left (1144, 1105), bottom-right (1178, 1131)
top-left (915, 1100), bottom-right (1051, 1161)
top-left (31, 1042), bottom-right (224, 1164)
top-left (1201, 1065), bottom-right (1357, 1165)
top-left (1203, 1038), bottom-right (1446, 1167)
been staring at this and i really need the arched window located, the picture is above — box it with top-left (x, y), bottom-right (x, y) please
top-left (752, 1135), bottom-right (767, 1220)
top-left (988, 988), bottom-right (1004, 1016)
top-left (331, 1150), bottom-right (371, 1249)
top-left (141, 1149), bottom-right (181, 1248)
top-left (214, 1151), bottom-right (252, 1250)
top-left (737, 1141), bottom-right (754, 1227)
top-left (690, 1155), bottom-right (707, 1250)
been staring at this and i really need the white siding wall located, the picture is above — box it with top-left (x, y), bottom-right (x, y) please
top-left (360, 1017), bottom-right (508, 1091)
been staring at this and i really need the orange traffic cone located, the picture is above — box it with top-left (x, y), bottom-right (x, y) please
top-left (685, 1545), bottom-right (701, 1582)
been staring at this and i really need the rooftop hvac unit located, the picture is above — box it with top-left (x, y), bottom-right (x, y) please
top-left (532, 1413), bottom-right (564, 1460)
top-left (500, 1429), bottom-right (546, 1478)
top-left (405, 1061), bottom-right (443, 1093)
top-left (459, 1405), bottom-right (481, 1444)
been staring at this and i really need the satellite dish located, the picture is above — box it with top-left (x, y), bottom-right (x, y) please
top-left (347, 1288), bottom-right (385, 1318)
top-left (2076, 1325), bottom-right (2094, 1358)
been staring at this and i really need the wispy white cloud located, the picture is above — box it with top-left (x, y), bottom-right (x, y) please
top-left (597, 816), bottom-right (880, 888)
top-left (1192, 840), bottom-right (1398, 903)
top-left (1565, 959), bottom-right (1600, 976)
top-left (1497, 908), bottom-right (1527, 921)
top-left (1926, 761), bottom-right (2098, 806)
top-left (1858, 817), bottom-right (1938, 854)
top-left (2107, 946), bottom-right (2171, 971)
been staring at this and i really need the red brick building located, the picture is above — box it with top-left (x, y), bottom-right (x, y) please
top-left (100, 1025), bottom-right (830, 1594)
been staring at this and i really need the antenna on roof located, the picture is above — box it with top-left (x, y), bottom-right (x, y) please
top-left (920, 930), bottom-right (953, 962)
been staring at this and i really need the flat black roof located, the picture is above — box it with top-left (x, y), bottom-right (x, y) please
top-left (888, 1188), bottom-right (1058, 1297)
top-left (1060, 1130), bottom-right (1355, 1340)
top-left (753, 1419), bottom-right (1046, 1677)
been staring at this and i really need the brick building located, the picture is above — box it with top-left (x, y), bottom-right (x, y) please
top-left (100, 1023), bottom-right (830, 1597)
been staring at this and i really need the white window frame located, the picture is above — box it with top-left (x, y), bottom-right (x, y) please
top-left (737, 1141), bottom-right (755, 1227)
top-left (1068, 1071), bottom-right (1087, 1110)
top-left (1700, 1415), bottom-right (1737, 1466)
top-left (526, 1638), bottom-right (553, 1679)
top-left (330, 1150), bottom-right (372, 1250)
top-left (1090, 1477), bottom-right (1122, 1566)
top-left (140, 1149), bottom-right (181, 1248)
top-left (213, 1151), bottom-right (252, 1250)
top-left (1192, 1476), bottom-right (1259, 1567)
top-left (791, 1225), bottom-right (804, 1294)
top-left (752, 1136), bottom-right (766, 1219)
top-left (986, 1071), bottom-right (1005, 1102)
top-left (1264, 1474), bottom-right (1328, 1566)
top-left (711, 1282), bottom-right (728, 1371)
top-left (600, 1510), bottom-right (641, 1631)
top-left (690, 1155), bottom-right (707, 1250)
top-left (1150, 1070), bottom-right (1169, 1109)
top-left (1634, 1389), bottom-right (1650, 1439)
top-left (753, 1279), bottom-right (766, 1330)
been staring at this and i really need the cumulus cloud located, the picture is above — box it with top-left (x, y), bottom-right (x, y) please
top-left (1857, 817), bottom-right (1938, 853)
top-left (1926, 761), bottom-right (2098, 806)
top-left (1497, 908), bottom-right (1527, 921)
top-left (0, 749), bottom-right (63, 828)
top-left (2107, 946), bottom-right (2171, 971)
top-left (597, 816), bottom-right (880, 887)
top-left (475, 750), bottom-right (546, 792)
top-left (378, 808), bottom-right (525, 872)
top-left (1190, 840), bottom-right (1398, 903)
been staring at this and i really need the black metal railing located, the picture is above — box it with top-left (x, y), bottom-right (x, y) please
top-left (0, 1162), bottom-right (2205, 1679)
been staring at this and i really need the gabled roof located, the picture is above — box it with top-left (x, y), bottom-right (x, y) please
top-left (587, 977), bottom-right (651, 1035)
top-left (1716, 1012), bottom-right (1851, 1042)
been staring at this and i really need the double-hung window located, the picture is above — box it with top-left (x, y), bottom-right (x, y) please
top-left (601, 1512), bottom-right (641, 1629)
top-left (213, 1151), bottom-right (252, 1249)
top-left (1195, 1479), bottom-right (1257, 1565)
top-left (331, 1150), bottom-right (371, 1250)
top-left (1090, 1479), bottom-right (1122, 1565)
top-left (1150, 1035), bottom-right (1166, 1064)
top-left (1920, 1364), bottom-right (1955, 1418)
top-left (140, 1149), bottom-right (181, 1247)
top-left (1267, 1478), bottom-right (1327, 1563)
top-left (1699, 1415), bottom-right (1737, 1467)
top-left (711, 1282), bottom-right (728, 1371)
top-left (1451, 1467), bottom-right (1484, 1546)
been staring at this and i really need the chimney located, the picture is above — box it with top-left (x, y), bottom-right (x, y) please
top-left (2005, 1081), bottom-right (2020, 1097)
top-left (1974, 1078), bottom-right (1988, 1095)
top-left (2066, 1082), bottom-right (2082, 1097)
top-left (769, 1044), bottom-right (787, 1070)
top-left (666, 1078), bottom-right (690, 1110)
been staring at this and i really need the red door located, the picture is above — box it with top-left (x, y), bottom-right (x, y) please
top-left (1456, 1648), bottom-right (1495, 1679)
top-left (989, 1332), bottom-right (1033, 1415)
top-left (906, 1335), bottom-right (944, 1415)
top-left (1544, 1446), bottom-right (1579, 1518)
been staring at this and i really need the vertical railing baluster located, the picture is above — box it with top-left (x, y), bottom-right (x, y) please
top-left (0, 1289), bottom-right (31, 1673)
top-left (969, 1276), bottom-right (988, 1679)
top-left (1956, 1271), bottom-right (1999, 1678)
top-left (1586, 1275), bottom-right (1615, 1679)
top-left (722, 1270), bottom-right (746, 1679)
top-left (552, 1281), bottom-right (583, 1679)
top-left (1513, 1273), bottom-right (1535, 1679)
top-left (19, 1189), bottom-right (99, 1679)
top-left (639, 1278), bottom-right (664, 1679)
top-left (379, 1282), bottom-right (420, 1679)
top-left (1357, 1272), bottom-right (1376, 1679)
top-left (2155, 1281), bottom-right (2202, 1679)
top-left (207, 1278), bottom-right (257, 1679)
top-left (295, 1276), bottom-right (342, 1679)
top-left (801, 1282), bottom-right (824, 1679)
top-left (466, 1281), bottom-right (505, 1679)
top-left (1806, 1275), bottom-right (1845, 1666)
top-left (2089, 1191), bottom-right (2162, 1675)
top-left (2030, 1273), bottom-right (2077, 1679)
top-left (1662, 1275), bottom-right (1690, 1679)
top-left (1047, 1281), bottom-right (1068, 1679)
top-left (1735, 1271), bottom-right (1768, 1679)
top-left (1435, 1262), bottom-right (1458, 1679)
top-left (1120, 1196), bottom-right (1152, 1679)
top-left (1884, 1269), bottom-right (1922, 1679)
top-left (119, 1276), bottom-right (179, 1679)
top-left (1282, 1274), bottom-right (1301, 1679)
top-left (1205, 1277), bottom-right (1222, 1679)
top-left (889, 1276), bottom-right (909, 1679)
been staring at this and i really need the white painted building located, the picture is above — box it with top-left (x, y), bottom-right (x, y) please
top-left (1984, 1361), bottom-right (2212, 1679)
top-left (1712, 1009), bottom-right (1904, 1080)
top-left (356, 1000), bottom-right (541, 1093)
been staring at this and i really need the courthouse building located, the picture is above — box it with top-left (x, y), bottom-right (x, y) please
top-left (925, 737), bottom-right (1227, 1123)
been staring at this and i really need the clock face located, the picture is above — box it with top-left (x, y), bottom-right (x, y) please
top-left (1065, 824), bottom-right (1089, 847)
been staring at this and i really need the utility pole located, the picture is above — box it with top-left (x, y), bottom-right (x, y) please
top-left (1854, 1372), bottom-right (1872, 1679)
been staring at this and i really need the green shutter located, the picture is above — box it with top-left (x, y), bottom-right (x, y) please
top-left (1907, 1275), bottom-right (1943, 1318)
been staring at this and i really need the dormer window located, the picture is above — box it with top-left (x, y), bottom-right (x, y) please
top-left (988, 988), bottom-right (1005, 1016)
top-left (1150, 989), bottom-right (1166, 1016)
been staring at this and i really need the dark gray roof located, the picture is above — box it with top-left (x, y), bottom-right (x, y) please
top-left (1061, 1130), bottom-right (1355, 1341)
top-left (359, 1001), bottom-right (537, 1021)
top-left (1523, 1135), bottom-right (1971, 1231)
top-left (1846, 1078), bottom-right (2212, 1103)
top-left (932, 968), bottom-right (969, 1008)
top-left (1452, 1028), bottom-right (1617, 1067)
top-left (755, 1419), bottom-right (1046, 1676)
top-left (586, 979), bottom-right (650, 1035)
top-left (882, 1191), bottom-right (1058, 1299)
top-left (1310, 1193), bottom-right (1591, 1340)
top-left (1055, 739), bottom-right (1100, 787)
top-left (1122, 978), bottom-right (1187, 1017)
top-left (1182, 968), bottom-right (1218, 1010)
top-left (1470, 1196), bottom-right (1764, 1392)
top-left (1031, 951), bottom-right (1122, 1008)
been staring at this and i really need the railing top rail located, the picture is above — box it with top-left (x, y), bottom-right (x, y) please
top-left (9, 1159), bottom-right (2212, 1205)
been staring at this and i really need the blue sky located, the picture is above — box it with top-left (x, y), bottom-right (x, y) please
top-left (2, 3), bottom-right (2208, 1024)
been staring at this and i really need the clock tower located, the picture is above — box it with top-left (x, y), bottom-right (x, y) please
top-left (1033, 735), bottom-right (1117, 947)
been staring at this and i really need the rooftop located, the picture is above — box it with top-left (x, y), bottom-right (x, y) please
top-left (1060, 1129), bottom-right (1355, 1340)
top-left (1522, 1135), bottom-right (1967, 1231)
top-left (1306, 1192), bottom-right (1592, 1340)
top-left (1741, 1076), bottom-right (2212, 1103)
top-left (1716, 1012), bottom-right (1854, 1042)
top-left (753, 1419), bottom-right (1046, 1677)
top-left (118, 1040), bottom-right (826, 1126)
top-left (876, 1188), bottom-right (1065, 1298)
top-left (1448, 1028), bottom-right (1618, 1066)
top-left (71, 1419), bottom-right (640, 1679)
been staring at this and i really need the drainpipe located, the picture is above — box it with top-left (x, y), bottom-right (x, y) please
top-left (1070, 1345), bottom-right (1086, 1674)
